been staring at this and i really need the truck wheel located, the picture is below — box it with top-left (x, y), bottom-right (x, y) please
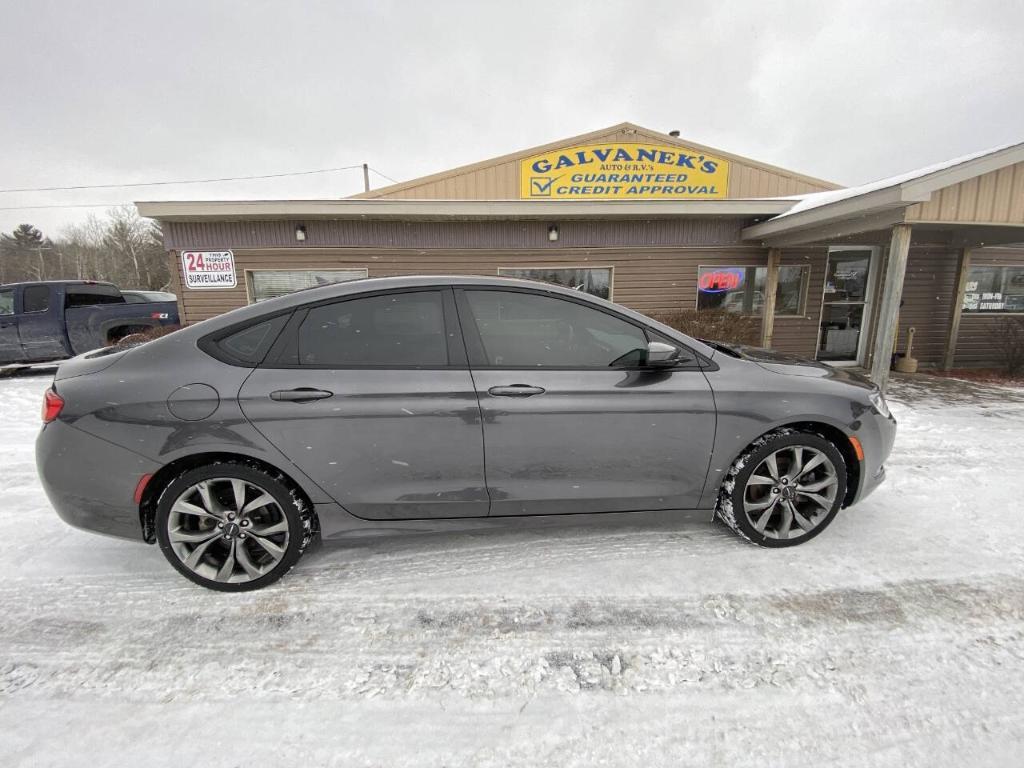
top-left (107, 325), bottom-right (148, 345)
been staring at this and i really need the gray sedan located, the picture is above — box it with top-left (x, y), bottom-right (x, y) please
top-left (36, 276), bottom-right (896, 591)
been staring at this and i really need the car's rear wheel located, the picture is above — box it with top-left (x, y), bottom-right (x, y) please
top-left (155, 462), bottom-right (313, 591)
top-left (717, 430), bottom-right (847, 547)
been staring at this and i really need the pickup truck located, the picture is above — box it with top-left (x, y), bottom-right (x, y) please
top-left (0, 280), bottom-right (180, 365)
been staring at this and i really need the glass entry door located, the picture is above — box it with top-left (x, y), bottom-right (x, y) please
top-left (817, 248), bottom-right (876, 364)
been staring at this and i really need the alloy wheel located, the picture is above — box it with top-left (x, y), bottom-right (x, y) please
top-left (743, 445), bottom-right (839, 540)
top-left (166, 478), bottom-right (290, 584)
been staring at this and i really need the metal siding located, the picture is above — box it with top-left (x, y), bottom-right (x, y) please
top-left (940, 183), bottom-right (961, 220)
top-left (976, 168), bottom-right (998, 221)
top-left (358, 126), bottom-right (837, 201)
top-left (163, 218), bottom-right (746, 251)
top-left (906, 161), bottom-right (1024, 224)
top-left (894, 248), bottom-right (960, 365)
top-left (1010, 163), bottom-right (1024, 221)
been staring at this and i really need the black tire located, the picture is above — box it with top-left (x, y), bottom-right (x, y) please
top-left (716, 429), bottom-right (848, 548)
top-left (155, 461), bottom-right (314, 592)
top-left (106, 325), bottom-right (148, 345)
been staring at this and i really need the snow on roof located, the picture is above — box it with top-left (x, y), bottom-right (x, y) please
top-left (774, 141), bottom-right (1022, 219)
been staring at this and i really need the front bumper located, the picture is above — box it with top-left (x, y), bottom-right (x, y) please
top-left (851, 409), bottom-right (897, 504)
top-left (36, 419), bottom-right (159, 541)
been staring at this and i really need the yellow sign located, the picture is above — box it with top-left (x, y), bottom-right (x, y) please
top-left (520, 142), bottom-right (729, 200)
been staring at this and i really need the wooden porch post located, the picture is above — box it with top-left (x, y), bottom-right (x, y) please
top-left (761, 248), bottom-right (781, 348)
top-left (942, 248), bottom-right (972, 371)
top-left (869, 224), bottom-right (913, 391)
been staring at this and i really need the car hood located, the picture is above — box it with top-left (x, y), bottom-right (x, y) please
top-left (707, 342), bottom-right (876, 390)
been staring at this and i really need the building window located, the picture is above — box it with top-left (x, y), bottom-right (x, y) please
top-left (497, 267), bottom-right (612, 300)
top-left (962, 265), bottom-right (1024, 313)
top-left (247, 269), bottom-right (368, 303)
top-left (697, 265), bottom-right (809, 317)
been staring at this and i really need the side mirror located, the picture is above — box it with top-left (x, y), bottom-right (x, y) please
top-left (646, 341), bottom-right (686, 367)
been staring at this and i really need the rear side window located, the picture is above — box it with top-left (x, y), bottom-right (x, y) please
top-left (65, 284), bottom-right (125, 308)
top-left (297, 291), bottom-right (447, 367)
top-left (214, 314), bottom-right (290, 365)
top-left (23, 285), bottom-right (51, 313)
top-left (0, 289), bottom-right (13, 316)
top-left (464, 290), bottom-right (648, 368)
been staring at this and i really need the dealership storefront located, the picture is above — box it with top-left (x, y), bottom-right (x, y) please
top-left (138, 123), bottom-right (1024, 386)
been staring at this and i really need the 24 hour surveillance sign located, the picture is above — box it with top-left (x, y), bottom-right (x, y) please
top-left (181, 250), bottom-right (237, 289)
top-left (520, 142), bottom-right (730, 200)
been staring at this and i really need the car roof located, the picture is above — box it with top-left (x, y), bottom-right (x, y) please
top-left (0, 280), bottom-right (118, 289)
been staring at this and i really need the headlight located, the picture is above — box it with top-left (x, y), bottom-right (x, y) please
top-left (868, 390), bottom-right (890, 418)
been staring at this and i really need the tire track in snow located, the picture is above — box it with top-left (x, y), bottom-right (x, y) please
top-left (3, 575), bottom-right (1023, 704)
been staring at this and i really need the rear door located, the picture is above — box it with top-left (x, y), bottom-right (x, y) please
top-left (16, 284), bottom-right (66, 361)
top-left (238, 287), bottom-right (489, 520)
top-left (0, 287), bottom-right (19, 362)
top-left (456, 287), bottom-right (717, 516)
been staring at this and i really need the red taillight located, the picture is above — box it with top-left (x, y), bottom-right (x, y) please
top-left (42, 388), bottom-right (65, 423)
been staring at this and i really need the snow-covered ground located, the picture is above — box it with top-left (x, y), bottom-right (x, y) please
top-left (2, 374), bottom-right (1024, 767)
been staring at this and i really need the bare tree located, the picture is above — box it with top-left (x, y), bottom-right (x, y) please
top-left (60, 216), bottom-right (106, 281)
top-left (107, 207), bottom-right (168, 290)
top-left (4, 207), bottom-right (172, 290)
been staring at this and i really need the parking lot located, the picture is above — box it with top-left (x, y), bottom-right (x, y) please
top-left (2, 373), bottom-right (1024, 767)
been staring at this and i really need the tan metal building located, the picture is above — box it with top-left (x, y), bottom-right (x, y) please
top-left (137, 122), bottom-right (1024, 386)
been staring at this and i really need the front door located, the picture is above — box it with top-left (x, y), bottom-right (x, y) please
top-left (817, 248), bottom-right (877, 364)
top-left (456, 288), bottom-right (717, 516)
top-left (238, 289), bottom-right (489, 520)
top-left (17, 285), bottom-right (66, 361)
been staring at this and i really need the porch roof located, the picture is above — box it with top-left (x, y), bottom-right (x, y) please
top-left (743, 141), bottom-right (1024, 245)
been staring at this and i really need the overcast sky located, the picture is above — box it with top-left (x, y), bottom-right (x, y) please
top-left (1, 0), bottom-right (1022, 235)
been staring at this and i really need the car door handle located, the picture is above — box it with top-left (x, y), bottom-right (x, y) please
top-left (487, 385), bottom-right (546, 397)
top-left (270, 388), bottom-right (334, 403)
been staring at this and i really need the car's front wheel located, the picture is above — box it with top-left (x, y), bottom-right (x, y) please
top-left (155, 462), bottom-right (314, 591)
top-left (717, 430), bottom-right (848, 547)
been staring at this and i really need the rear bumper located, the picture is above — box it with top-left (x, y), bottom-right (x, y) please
top-left (36, 419), bottom-right (159, 541)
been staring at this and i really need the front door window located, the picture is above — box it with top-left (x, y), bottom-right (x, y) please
top-left (818, 249), bottom-right (874, 363)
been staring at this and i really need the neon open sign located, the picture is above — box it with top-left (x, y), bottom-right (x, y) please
top-left (699, 268), bottom-right (745, 293)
